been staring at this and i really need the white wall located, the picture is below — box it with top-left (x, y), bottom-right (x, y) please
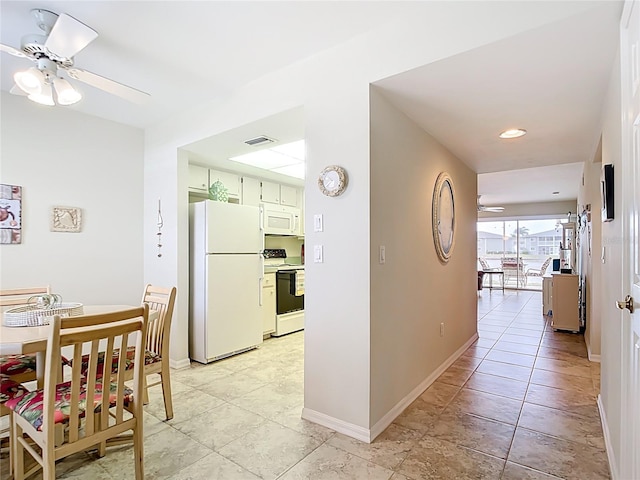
top-left (477, 200), bottom-right (578, 219)
top-left (0, 92), bottom-right (144, 305)
top-left (578, 144), bottom-right (603, 360)
top-left (142, 2), bottom-right (615, 438)
top-left (369, 88), bottom-right (477, 430)
top-left (597, 49), bottom-right (625, 478)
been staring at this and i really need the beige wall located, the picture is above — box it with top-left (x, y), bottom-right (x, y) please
top-left (578, 141), bottom-right (603, 359)
top-left (369, 88), bottom-right (477, 429)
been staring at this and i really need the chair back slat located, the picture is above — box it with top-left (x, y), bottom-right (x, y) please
top-left (42, 306), bottom-right (148, 453)
top-left (141, 285), bottom-right (176, 358)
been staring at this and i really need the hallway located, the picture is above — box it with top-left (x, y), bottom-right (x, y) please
top-left (0, 291), bottom-right (610, 479)
top-left (391, 290), bottom-right (609, 479)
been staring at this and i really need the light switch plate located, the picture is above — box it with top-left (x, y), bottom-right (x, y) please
top-left (379, 246), bottom-right (386, 264)
top-left (314, 214), bottom-right (324, 232)
top-left (314, 245), bottom-right (323, 263)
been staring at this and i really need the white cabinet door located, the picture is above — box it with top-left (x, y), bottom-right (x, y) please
top-left (280, 185), bottom-right (298, 207)
top-left (242, 177), bottom-right (262, 207)
top-left (262, 273), bottom-right (276, 334)
top-left (210, 169), bottom-right (241, 200)
top-left (261, 181), bottom-right (280, 204)
top-left (189, 165), bottom-right (209, 192)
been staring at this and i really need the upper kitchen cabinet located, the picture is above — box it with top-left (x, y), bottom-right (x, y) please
top-left (242, 176), bottom-right (262, 207)
top-left (210, 169), bottom-right (241, 202)
top-left (280, 185), bottom-right (299, 207)
top-left (261, 181), bottom-right (300, 208)
top-left (188, 164), bottom-right (209, 193)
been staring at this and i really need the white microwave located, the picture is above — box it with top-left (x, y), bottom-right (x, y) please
top-left (262, 204), bottom-right (301, 236)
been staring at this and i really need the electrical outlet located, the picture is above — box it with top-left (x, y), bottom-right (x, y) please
top-left (440, 323), bottom-right (445, 337)
top-left (379, 246), bottom-right (386, 264)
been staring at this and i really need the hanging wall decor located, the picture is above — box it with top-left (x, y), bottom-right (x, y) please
top-left (156, 199), bottom-right (163, 257)
top-left (51, 206), bottom-right (82, 232)
top-left (0, 184), bottom-right (22, 244)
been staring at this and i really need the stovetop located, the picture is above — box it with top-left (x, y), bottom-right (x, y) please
top-left (263, 248), bottom-right (287, 259)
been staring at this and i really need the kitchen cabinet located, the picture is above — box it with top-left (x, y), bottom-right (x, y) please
top-left (189, 164), bottom-right (209, 192)
top-left (551, 273), bottom-right (579, 332)
top-left (209, 169), bottom-right (241, 201)
top-left (261, 181), bottom-right (281, 204)
top-left (262, 273), bottom-right (276, 335)
top-left (242, 177), bottom-right (262, 207)
top-left (261, 181), bottom-right (300, 208)
top-left (280, 185), bottom-right (299, 207)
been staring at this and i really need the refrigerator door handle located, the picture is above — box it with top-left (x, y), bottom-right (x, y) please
top-left (259, 205), bottom-right (265, 233)
top-left (259, 277), bottom-right (263, 306)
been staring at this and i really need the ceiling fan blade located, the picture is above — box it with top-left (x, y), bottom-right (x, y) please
top-left (1, 43), bottom-right (28, 58)
top-left (67, 68), bottom-right (150, 104)
top-left (9, 85), bottom-right (28, 96)
top-left (45, 13), bottom-right (98, 59)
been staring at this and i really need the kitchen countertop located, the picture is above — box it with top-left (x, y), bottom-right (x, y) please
top-left (264, 263), bottom-right (305, 274)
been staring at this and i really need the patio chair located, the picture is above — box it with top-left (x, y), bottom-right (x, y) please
top-left (524, 257), bottom-right (553, 287)
top-left (7, 305), bottom-right (149, 480)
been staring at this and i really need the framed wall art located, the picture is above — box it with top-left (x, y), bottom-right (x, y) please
top-left (0, 184), bottom-right (22, 244)
top-left (51, 206), bottom-right (83, 232)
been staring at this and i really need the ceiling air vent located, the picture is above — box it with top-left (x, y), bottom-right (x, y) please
top-left (244, 136), bottom-right (276, 146)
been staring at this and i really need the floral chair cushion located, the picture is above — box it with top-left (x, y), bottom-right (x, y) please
top-left (5, 379), bottom-right (133, 431)
top-left (78, 346), bottom-right (160, 377)
top-left (0, 354), bottom-right (37, 376)
top-left (0, 374), bottom-right (30, 403)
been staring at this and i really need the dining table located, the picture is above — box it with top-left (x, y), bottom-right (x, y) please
top-left (0, 304), bottom-right (155, 387)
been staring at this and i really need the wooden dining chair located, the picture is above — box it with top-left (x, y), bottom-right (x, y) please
top-left (78, 285), bottom-right (177, 420)
top-left (0, 287), bottom-right (50, 384)
top-left (6, 305), bottom-right (149, 480)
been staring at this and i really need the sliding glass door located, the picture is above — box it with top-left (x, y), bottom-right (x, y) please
top-left (477, 218), bottom-right (564, 291)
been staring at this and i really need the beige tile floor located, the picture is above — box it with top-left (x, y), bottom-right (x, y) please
top-left (1, 290), bottom-right (610, 479)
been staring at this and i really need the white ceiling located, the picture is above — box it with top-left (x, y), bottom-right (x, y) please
top-left (0, 1), bottom-right (624, 207)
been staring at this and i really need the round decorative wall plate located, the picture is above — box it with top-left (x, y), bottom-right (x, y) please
top-left (318, 165), bottom-right (348, 197)
top-left (432, 172), bottom-right (455, 263)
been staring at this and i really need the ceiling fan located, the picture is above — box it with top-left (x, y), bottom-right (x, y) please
top-left (0, 8), bottom-right (149, 106)
top-left (477, 195), bottom-right (505, 213)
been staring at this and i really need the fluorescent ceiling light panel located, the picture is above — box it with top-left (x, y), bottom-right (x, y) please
top-left (271, 140), bottom-right (305, 160)
top-left (272, 163), bottom-right (305, 179)
top-left (229, 140), bottom-right (306, 178)
top-left (230, 150), bottom-right (297, 169)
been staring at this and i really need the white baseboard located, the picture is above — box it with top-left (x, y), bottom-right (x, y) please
top-left (586, 340), bottom-right (601, 363)
top-left (597, 394), bottom-right (617, 480)
top-left (170, 357), bottom-right (192, 369)
top-left (301, 408), bottom-right (371, 443)
top-left (302, 333), bottom-right (480, 444)
top-left (368, 333), bottom-right (479, 441)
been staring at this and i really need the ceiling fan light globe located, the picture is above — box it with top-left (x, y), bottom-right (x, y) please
top-left (28, 83), bottom-right (55, 106)
top-left (53, 77), bottom-right (81, 105)
top-left (14, 67), bottom-right (44, 95)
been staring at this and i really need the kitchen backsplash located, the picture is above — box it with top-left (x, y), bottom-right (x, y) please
top-left (265, 235), bottom-right (304, 259)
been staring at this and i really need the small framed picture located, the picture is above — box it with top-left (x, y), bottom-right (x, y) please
top-left (51, 206), bottom-right (82, 232)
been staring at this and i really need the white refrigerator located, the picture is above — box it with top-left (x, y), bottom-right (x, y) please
top-left (189, 200), bottom-right (264, 363)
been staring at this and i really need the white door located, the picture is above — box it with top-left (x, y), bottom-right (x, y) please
top-left (205, 201), bottom-right (263, 254)
top-left (620, 2), bottom-right (640, 479)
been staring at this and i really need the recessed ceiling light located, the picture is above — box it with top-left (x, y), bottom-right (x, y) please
top-left (499, 128), bottom-right (527, 139)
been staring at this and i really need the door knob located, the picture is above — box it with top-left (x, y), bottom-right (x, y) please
top-left (616, 295), bottom-right (634, 313)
